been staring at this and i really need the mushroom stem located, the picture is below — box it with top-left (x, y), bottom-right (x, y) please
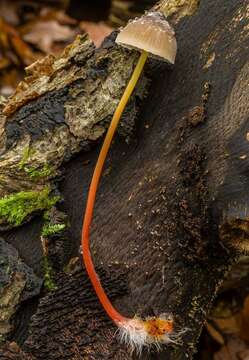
top-left (81, 50), bottom-right (148, 324)
top-left (81, 49), bottom-right (179, 351)
top-left (81, 12), bottom-right (179, 351)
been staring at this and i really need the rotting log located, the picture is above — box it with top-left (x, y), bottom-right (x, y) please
top-left (108, 0), bottom-right (158, 26)
top-left (0, 0), bottom-right (249, 359)
top-left (0, 33), bottom-right (149, 230)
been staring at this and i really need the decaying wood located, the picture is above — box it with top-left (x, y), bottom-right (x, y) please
top-left (0, 32), bottom-right (149, 229)
top-left (108, 0), bottom-right (200, 27)
top-left (109, 0), bottom-right (157, 26)
top-left (0, 0), bottom-right (248, 359)
top-left (0, 238), bottom-right (42, 342)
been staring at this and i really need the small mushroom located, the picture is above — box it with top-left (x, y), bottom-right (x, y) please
top-left (81, 11), bottom-right (177, 353)
top-left (116, 11), bottom-right (177, 64)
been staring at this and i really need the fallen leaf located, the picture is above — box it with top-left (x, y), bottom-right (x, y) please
top-left (39, 8), bottom-right (77, 25)
top-left (0, 18), bottom-right (10, 49)
top-left (213, 314), bottom-right (241, 336)
top-left (0, 17), bottom-right (38, 66)
top-left (10, 34), bottom-right (38, 65)
top-left (80, 21), bottom-right (113, 47)
top-left (0, 68), bottom-right (22, 96)
top-left (0, 56), bottom-right (10, 70)
top-left (214, 336), bottom-right (249, 360)
top-left (238, 350), bottom-right (249, 360)
top-left (205, 321), bottom-right (225, 345)
top-left (23, 20), bottom-right (76, 53)
top-left (0, 0), bottom-right (19, 25)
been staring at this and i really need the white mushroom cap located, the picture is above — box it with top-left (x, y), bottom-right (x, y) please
top-left (115, 12), bottom-right (177, 64)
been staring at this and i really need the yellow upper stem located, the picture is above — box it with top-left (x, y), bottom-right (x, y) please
top-left (89, 50), bottom-right (148, 204)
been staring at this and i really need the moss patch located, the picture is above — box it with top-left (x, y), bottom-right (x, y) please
top-left (24, 163), bottom-right (55, 179)
top-left (0, 187), bottom-right (60, 226)
top-left (18, 146), bottom-right (34, 170)
top-left (42, 223), bottom-right (66, 237)
top-left (43, 257), bottom-right (57, 291)
top-left (19, 147), bottom-right (54, 180)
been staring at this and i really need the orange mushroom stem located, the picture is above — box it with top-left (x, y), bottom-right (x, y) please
top-left (81, 11), bottom-right (180, 352)
top-left (82, 50), bottom-right (148, 325)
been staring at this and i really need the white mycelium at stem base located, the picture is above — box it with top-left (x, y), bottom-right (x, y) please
top-left (117, 314), bottom-right (180, 353)
top-left (81, 10), bottom-right (178, 353)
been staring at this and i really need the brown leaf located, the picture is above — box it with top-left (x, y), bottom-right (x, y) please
top-left (0, 17), bottom-right (38, 66)
top-left (214, 345), bottom-right (234, 360)
top-left (205, 321), bottom-right (225, 345)
top-left (39, 8), bottom-right (77, 25)
top-left (0, 56), bottom-right (10, 70)
top-left (23, 20), bottom-right (76, 53)
top-left (0, 18), bottom-right (10, 49)
top-left (214, 336), bottom-right (249, 360)
top-left (0, 68), bottom-right (22, 97)
top-left (210, 297), bottom-right (242, 336)
top-left (80, 21), bottom-right (113, 47)
top-left (238, 349), bottom-right (249, 360)
top-left (213, 314), bottom-right (241, 336)
top-left (10, 34), bottom-right (38, 66)
top-left (0, 1), bottom-right (19, 26)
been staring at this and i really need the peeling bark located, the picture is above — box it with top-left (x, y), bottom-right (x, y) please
top-left (0, 33), bottom-right (148, 229)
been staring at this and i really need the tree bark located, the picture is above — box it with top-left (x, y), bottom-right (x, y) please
top-left (109, 0), bottom-right (157, 26)
top-left (0, 0), bottom-right (248, 359)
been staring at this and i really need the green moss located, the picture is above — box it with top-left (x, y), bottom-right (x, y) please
top-left (0, 187), bottom-right (60, 226)
top-left (42, 223), bottom-right (66, 237)
top-left (43, 210), bottom-right (51, 221)
top-left (19, 147), bottom-right (54, 179)
top-left (18, 146), bottom-right (34, 170)
top-left (24, 163), bottom-right (55, 179)
top-left (43, 257), bottom-right (57, 291)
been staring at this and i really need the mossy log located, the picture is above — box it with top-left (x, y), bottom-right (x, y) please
top-left (0, 0), bottom-right (248, 359)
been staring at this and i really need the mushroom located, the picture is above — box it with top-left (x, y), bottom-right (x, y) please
top-left (81, 11), bottom-right (178, 353)
top-left (116, 11), bottom-right (177, 64)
